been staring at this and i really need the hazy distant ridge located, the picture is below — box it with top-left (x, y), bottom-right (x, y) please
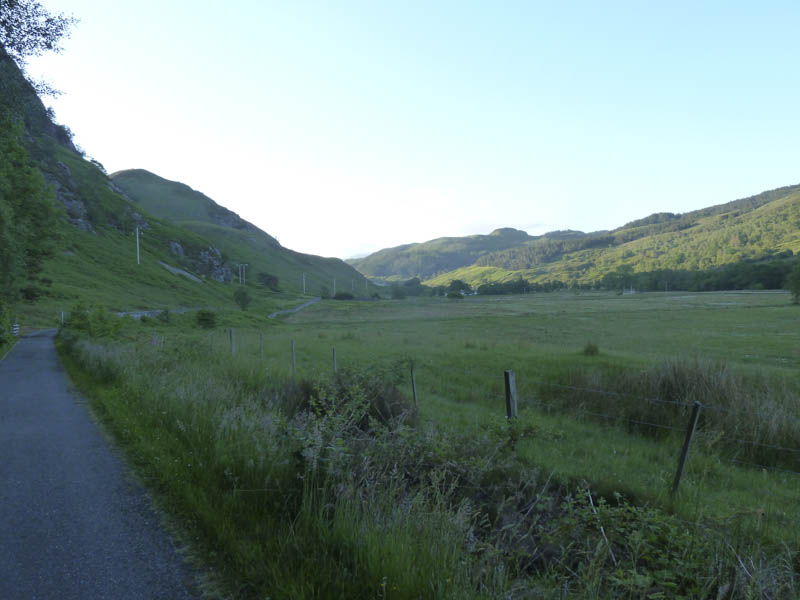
top-left (353, 184), bottom-right (800, 286)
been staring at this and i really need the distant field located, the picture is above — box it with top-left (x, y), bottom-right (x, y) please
top-left (246, 289), bottom-right (798, 378)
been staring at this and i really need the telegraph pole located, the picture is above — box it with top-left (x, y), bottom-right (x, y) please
top-left (136, 226), bottom-right (140, 265)
top-left (302, 272), bottom-right (306, 295)
top-left (333, 278), bottom-right (336, 297)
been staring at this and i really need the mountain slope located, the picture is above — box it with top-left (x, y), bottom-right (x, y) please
top-left (352, 185), bottom-right (800, 287)
top-left (110, 169), bottom-right (372, 298)
top-left (1, 47), bottom-right (371, 326)
top-left (348, 227), bottom-right (534, 281)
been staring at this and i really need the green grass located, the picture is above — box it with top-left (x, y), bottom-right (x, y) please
top-left (57, 291), bottom-right (800, 598)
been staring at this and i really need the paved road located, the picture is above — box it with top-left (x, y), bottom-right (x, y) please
top-left (0, 331), bottom-right (200, 599)
top-left (268, 297), bottom-right (321, 319)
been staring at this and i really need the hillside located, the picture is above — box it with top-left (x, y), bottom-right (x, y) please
top-left (348, 227), bottom-right (535, 281)
top-left (351, 185), bottom-right (800, 287)
top-left (111, 169), bottom-right (373, 298)
top-left (1, 47), bottom-right (371, 326)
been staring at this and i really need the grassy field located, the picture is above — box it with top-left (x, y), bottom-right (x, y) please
top-left (58, 290), bottom-right (800, 598)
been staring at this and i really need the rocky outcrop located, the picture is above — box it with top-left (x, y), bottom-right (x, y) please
top-left (168, 241), bottom-right (185, 257)
top-left (190, 247), bottom-right (231, 283)
top-left (45, 162), bottom-right (93, 232)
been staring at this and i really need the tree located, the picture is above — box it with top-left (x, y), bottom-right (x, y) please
top-left (0, 1), bottom-right (77, 68)
top-left (257, 271), bottom-right (279, 291)
top-left (447, 279), bottom-right (470, 294)
top-left (233, 287), bottom-right (251, 311)
top-left (787, 261), bottom-right (800, 304)
top-left (0, 114), bottom-right (54, 303)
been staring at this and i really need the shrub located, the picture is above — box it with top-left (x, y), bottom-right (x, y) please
top-left (195, 309), bottom-right (217, 329)
top-left (333, 292), bottom-right (354, 300)
top-left (583, 341), bottom-right (599, 355)
top-left (0, 305), bottom-right (10, 346)
top-left (446, 291), bottom-right (463, 300)
top-left (156, 309), bottom-right (170, 323)
top-left (233, 287), bottom-right (251, 311)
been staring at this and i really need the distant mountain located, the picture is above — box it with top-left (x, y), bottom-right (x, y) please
top-left (352, 185), bottom-right (800, 287)
top-left (348, 227), bottom-right (534, 281)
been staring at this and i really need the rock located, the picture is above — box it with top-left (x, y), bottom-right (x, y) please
top-left (168, 241), bottom-right (185, 257)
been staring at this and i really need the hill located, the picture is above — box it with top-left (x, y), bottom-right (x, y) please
top-left (0, 46), bottom-right (372, 327)
top-left (348, 227), bottom-right (534, 281)
top-left (111, 169), bottom-right (372, 298)
top-left (351, 185), bottom-right (800, 288)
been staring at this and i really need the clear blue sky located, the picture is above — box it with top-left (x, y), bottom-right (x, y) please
top-left (27, 0), bottom-right (800, 258)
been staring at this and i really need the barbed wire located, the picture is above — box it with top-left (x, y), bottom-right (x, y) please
top-left (727, 459), bottom-right (800, 477)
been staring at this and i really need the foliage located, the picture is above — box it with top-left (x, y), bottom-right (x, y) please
top-left (447, 279), bottom-right (471, 293)
top-left (0, 113), bottom-right (55, 303)
top-left (389, 285), bottom-right (406, 300)
top-left (0, 302), bottom-right (10, 346)
top-left (62, 301), bottom-right (123, 337)
top-left (582, 341), bottom-right (599, 356)
top-left (59, 321), bottom-right (800, 599)
top-left (446, 291), bottom-right (463, 299)
top-left (787, 261), bottom-right (800, 304)
top-left (233, 286), bottom-right (251, 311)
top-left (257, 271), bottom-right (279, 291)
top-left (0, 1), bottom-right (77, 67)
top-left (195, 309), bottom-right (217, 329)
top-left (333, 291), bottom-right (353, 300)
top-left (156, 309), bottom-right (170, 323)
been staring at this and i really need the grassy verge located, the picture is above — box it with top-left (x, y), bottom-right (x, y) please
top-left (56, 304), bottom-right (800, 598)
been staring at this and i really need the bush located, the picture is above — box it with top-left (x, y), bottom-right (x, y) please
top-left (446, 291), bottom-right (463, 300)
top-left (156, 309), bottom-right (170, 323)
top-left (195, 309), bottom-right (217, 329)
top-left (333, 292), bottom-right (354, 300)
top-left (0, 305), bottom-right (10, 346)
top-left (582, 341), bottom-right (599, 355)
top-left (233, 287), bottom-right (251, 311)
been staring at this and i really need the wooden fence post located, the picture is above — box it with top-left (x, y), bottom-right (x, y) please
top-left (230, 328), bottom-right (235, 356)
top-left (672, 401), bottom-right (702, 494)
top-left (410, 360), bottom-right (418, 410)
top-left (332, 347), bottom-right (337, 373)
top-left (291, 340), bottom-right (296, 376)
top-left (504, 370), bottom-right (518, 419)
top-left (260, 333), bottom-right (264, 359)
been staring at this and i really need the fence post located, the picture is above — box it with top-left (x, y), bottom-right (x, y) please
top-left (332, 347), bottom-right (337, 373)
top-left (229, 328), bottom-right (235, 356)
top-left (504, 370), bottom-right (518, 419)
top-left (410, 360), bottom-right (418, 410)
top-left (12, 322), bottom-right (20, 337)
top-left (291, 340), bottom-right (296, 376)
top-left (672, 401), bottom-right (702, 495)
top-left (260, 333), bottom-right (264, 359)
top-left (152, 330), bottom-right (157, 346)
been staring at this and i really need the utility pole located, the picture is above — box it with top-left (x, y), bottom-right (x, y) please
top-left (242, 263), bottom-right (247, 285)
top-left (136, 226), bottom-right (140, 265)
top-left (302, 272), bottom-right (306, 295)
top-left (333, 278), bottom-right (336, 297)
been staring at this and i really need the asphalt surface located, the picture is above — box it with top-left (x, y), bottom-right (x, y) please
top-left (0, 330), bottom-right (200, 599)
top-left (268, 297), bottom-right (321, 319)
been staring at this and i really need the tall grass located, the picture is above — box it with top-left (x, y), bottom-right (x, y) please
top-left (58, 323), bottom-right (800, 598)
top-left (536, 358), bottom-right (800, 469)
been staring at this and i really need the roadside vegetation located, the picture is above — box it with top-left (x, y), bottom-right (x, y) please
top-left (58, 291), bottom-right (800, 598)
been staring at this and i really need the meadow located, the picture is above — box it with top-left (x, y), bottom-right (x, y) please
top-left (58, 290), bottom-right (800, 598)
